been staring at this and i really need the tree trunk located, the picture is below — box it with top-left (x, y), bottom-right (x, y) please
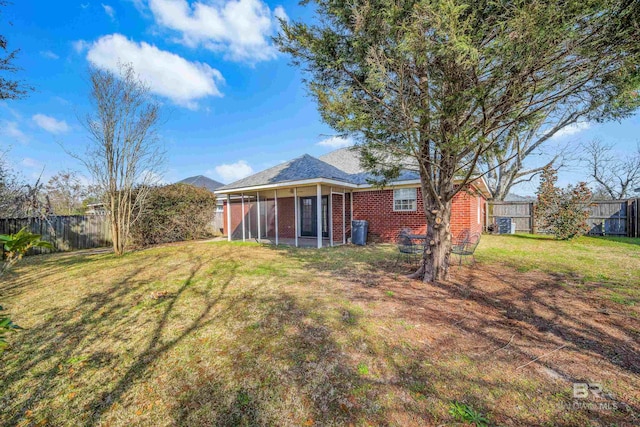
top-left (111, 219), bottom-right (122, 256)
top-left (409, 189), bottom-right (453, 283)
top-left (109, 194), bottom-right (123, 256)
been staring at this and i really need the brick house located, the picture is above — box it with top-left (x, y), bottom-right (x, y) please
top-left (215, 148), bottom-right (490, 247)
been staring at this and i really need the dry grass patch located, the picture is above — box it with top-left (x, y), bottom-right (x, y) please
top-left (1, 235), bottom-right (638, 426)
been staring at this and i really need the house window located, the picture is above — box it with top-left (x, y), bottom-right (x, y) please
top-left (393, 188), bottom-right (417, 212)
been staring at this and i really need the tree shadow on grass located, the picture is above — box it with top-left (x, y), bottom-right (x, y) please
top-left (0, 246), bottom-right (237, 427)
top-left (84, 255), bottom-right (236, 425)
top-left (168, 292), bottom-right (404, 426)
top-left (263, 243), bottom-right (640, 425)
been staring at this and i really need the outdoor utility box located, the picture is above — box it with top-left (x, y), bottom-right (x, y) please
top-left (351, 220), bottom-right (369, 245)
top-left (496, 217), bottom-right (514, 234)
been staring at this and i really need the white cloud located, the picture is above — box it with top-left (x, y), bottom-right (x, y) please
top-left (73, 39), bottom-right (90, 53)
top-left (148, 0), bottom-right (285, 62)
top-left (40, 50), bottom-right (60, 60)
top-left (0, 120), bottom-right (29, 144)
top-left (273, 5), bottom-right (288, 22)
top-left (102, 3), bottom-right (116, 20)
top-left (209, 160), bottom-right (254, 183)
top-left (0, 101), bottom-right (23, 120)
top-left (86, 34), bottom-right (224, 109)
top-left (551, 122), bottom-right (591, 139)
top-left (126, 0), bottom-right (147, 14)
top-left (54, 96), bottom-right (70, 105)
top-left (141, 169), bottom-right (166, 185)
top-left (80, 3), bottom-right (89, 9)
top-left (22, 157), bottom-right (42, 169)
top-left (32, 114), bottom-right (70, 134)
top-left (317, 136), bottom-right (353, 148)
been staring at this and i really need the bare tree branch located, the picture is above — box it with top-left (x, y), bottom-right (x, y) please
top-left (69, 63), bottom-right (165, 255)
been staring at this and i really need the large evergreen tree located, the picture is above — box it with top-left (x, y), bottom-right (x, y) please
top-left (277, 0), bottom-right (640, 282)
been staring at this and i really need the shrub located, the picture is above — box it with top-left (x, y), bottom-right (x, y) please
top-left (130, 184), bottom-right (218, 247)
top-left (535, 166), bottom-right (592, 240)
top-left (1, 228), bottom-right (52, 353)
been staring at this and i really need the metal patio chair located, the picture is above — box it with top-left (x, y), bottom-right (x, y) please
top-left (452, 229), bottom-right (470, 248)
top-left (395, 231), bottom-right (423, 266)
top-left (451, 232), bottom-right (481, 266)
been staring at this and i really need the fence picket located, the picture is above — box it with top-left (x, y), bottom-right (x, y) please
top-left (488, 199), bottom-right (637, 237)
top-left (0, 215), bottom-right (112, 253)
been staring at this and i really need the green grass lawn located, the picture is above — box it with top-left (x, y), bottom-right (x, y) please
top-left (1, 235), bottom-right (638, 426)
top-left (478, 234), bottom-right (640, 306)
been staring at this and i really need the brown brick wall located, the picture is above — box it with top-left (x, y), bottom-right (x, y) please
top-left (352, 187), bottom-right (486, 243)
top-left (352, 188), bottom-right (427, 243)
top-left (224, 186), bottom-right (485, 244)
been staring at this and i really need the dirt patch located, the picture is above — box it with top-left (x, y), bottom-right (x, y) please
top-left (336, 260), bottom-right (640, 425)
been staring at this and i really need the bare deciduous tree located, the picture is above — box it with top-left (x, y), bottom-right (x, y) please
top-left (73, 63), bottom-right (164, 255)
top-left (0, 150), bottom-right (50, 218)
top-left (482, 110), bottom-right (587, 201)
top-left (582, 140), bottom-right (640, 200)
top-left (44, 170), bottom-right (88, 215)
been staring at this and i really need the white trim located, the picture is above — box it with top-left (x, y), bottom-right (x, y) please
top-left (274, 190), bottom-right (279, 245)
top-left (294, 188), bottom-right (298, 248)
top-left (215, 178), bottom-right (358, 194)
top-left (316, 184), bottom-right (322, 249)
top-left (393, 188), bottom-right (418, 212)
top-left (257, 192), bottom-right (261, 240)
top-left (241, 193), bottom-right (246, 242)
top-left (215, 176), bottom-right (492, 199)
top-left (350, 180), bottom-right (423, 192)
top-left (342, 193), bottom-right (346, 245)
top-left (226, 194), bottom-right (231, 242)
top-left (329, 187), bottom-right (333, 247)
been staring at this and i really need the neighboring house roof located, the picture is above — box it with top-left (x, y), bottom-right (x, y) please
top-left (504, 193), bottom-right (535, 202)
top-left (216, 147), bottom-right (490, 197)
top-left (178, 175), bottom-right (225, 192)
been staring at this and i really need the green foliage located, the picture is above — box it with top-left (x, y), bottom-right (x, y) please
top-left (1, 227), bottom-right (53, 274)
top-left (357, 362), bottom-right (369, 375)
top-left (449, 401), bottom-right (489, 426)
top-left (276, 0), bottom-right (640, 280)
top-left (0, 227), bottom-right (51, 354)
top-left (535, 166), bottom-right (592, 240)
top-left (0, 305), bottom-right (21, 353)
top-left (130, 183), bottom-right (218, 247)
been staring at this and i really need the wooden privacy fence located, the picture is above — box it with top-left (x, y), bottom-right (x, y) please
top-left (0, 215), bottom-right (112, 254)
top-left (488, 199), bottom-right (640, 237)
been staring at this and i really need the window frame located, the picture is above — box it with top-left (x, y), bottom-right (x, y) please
top-left (393, 188), bottom-right (417, 212)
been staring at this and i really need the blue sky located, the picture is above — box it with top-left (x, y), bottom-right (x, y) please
top-left (1, 0), bottom-right (638, 196)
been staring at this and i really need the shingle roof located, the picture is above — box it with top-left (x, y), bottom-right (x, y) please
top-left (178, 175), bottom-right (225, 192)
top-left (317, 147), bottom-right (365, 174)
top-left (215, 147), bottom-right (492, 197)
top-left (216, 148), bottom-right (421, 191)
top-left (318, 147), bottom-right (420, 185)
top-left (216, 154), bottom-right (355, 191)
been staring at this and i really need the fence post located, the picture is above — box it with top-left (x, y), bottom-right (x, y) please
top-left (633, 198), bottom-right (640, 237)
top-left (626, 200), bottom-right (631, 238)
top-left (530, 202), bottom-right (536, 234)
